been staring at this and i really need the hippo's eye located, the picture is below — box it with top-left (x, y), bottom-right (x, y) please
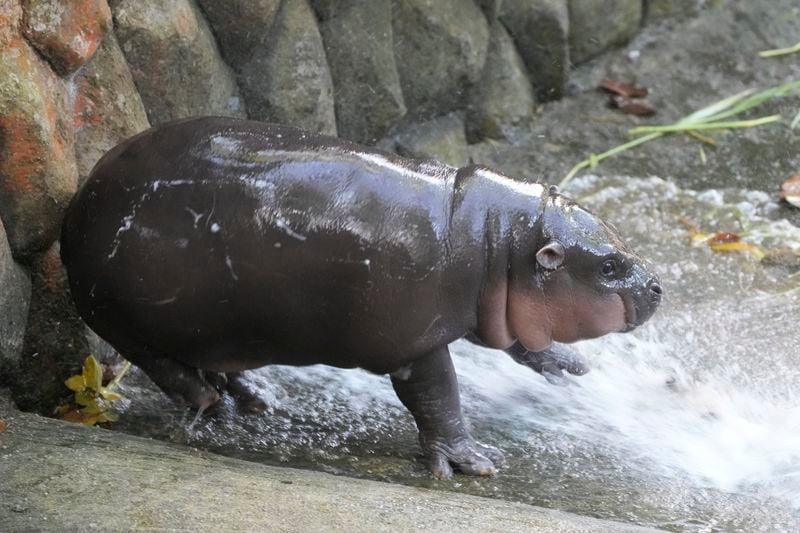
top-left (600, 259), bottom-right (617, 277)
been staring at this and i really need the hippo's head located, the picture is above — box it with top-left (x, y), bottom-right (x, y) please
top-left (504, 188), bottom-right (662, 352)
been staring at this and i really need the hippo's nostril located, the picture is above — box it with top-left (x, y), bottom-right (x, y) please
top-left (649, 280), bottom-right (663, 297)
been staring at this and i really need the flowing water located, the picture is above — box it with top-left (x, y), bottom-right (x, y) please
top-left (113, 175), bottom-right (800, 531)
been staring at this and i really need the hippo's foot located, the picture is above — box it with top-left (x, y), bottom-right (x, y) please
top-left (391, 346), bottom-right (502, 479)
top-left (204, 371), bottom-right (269, 414)
top-left (505, 342), bottom-right (589, 385)
top-left (124, 353), bottom-right (221, 411)
top-left (423, 434), bottom-right (504, 479)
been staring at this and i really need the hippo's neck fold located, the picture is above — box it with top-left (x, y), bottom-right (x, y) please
top-left (448, 165), bottom-right (548, 349)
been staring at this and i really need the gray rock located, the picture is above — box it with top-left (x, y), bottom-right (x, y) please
top-left (318, 0), bottom-right (406, 143)
top-left (567, 0), bottom-right (642, 64)
top-left (469, 0), bottom-right (800, 198)
top-left (0, 409), bottom-right (659, 532)
top-left (499, 0), bottom-right (569, 102)
top-left (71, 32), bottom-right (150, 186)
top-left (222, 0), bottom-right (337, 135)
top-left (0, 216), bottom-right (31, 379)
top-left (467, 22), bottom-right (535, 142)
top-left (391, 0), bottom-right (489, 119)
top-left (195, 0), bottom-right (280, 68)
top-left (110, 0), bottom-right (246, 124)
top-left (644, 0), bottom-right (705, 22)
top-left (385, 114), bottom-right (470, 167)
top-left (475, 0), bottom-right (504, 20)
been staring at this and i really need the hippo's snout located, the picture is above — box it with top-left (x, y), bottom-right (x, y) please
top-left (622, 274), bottom-right (662, 332)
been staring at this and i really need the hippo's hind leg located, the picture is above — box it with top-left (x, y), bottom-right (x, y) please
top-left (391, 346), bottom-right (504, 479)
top-left (203, 371), bottom-right (269, 414)
top-left (124, 352), bottom-right (220, 411)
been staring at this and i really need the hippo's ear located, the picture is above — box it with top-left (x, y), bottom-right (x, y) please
top-left (536, 241), bottom-right (565, 270)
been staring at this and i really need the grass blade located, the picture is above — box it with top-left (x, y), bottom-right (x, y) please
top-left (677, 90), bottom-right (753, 125)
top-left (559, 132), bottom-right (662, 187)
top-left (630, 115), bottom-right (782, 135)
top-left (759, 42), bottom-right (800, 58)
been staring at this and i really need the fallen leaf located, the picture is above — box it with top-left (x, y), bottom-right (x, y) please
top-left (599, 79), bottom-right (649, 98)
top-left (0, 419), bottom-right (6, 433)
top-left (708, 241), bottom-right (766, 260)
top-left (780, 173), bottom-right (800, 208)
top-left (609, 95), bottom-right (657, 117)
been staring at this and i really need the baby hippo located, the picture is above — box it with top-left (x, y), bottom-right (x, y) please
top-left (61, 117), bottom-right (662, 478)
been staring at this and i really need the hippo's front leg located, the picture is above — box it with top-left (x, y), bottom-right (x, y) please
top-left (505, 341), bottom-right (589, 384)
top-left (391, 346), bottom-right (504, 479)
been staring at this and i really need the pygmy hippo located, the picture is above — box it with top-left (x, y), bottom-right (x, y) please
top-left (61, 117), bottom-right (662, 478)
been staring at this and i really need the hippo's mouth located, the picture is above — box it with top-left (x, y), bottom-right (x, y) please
top-left (619, 292), bottom-right (638, 332)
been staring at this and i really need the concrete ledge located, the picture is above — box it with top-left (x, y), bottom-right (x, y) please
top-left (0, 402), bottom-right (654, 532)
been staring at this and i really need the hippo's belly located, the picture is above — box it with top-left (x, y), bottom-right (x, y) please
top-left (62, 124), bottom-right (468, 374)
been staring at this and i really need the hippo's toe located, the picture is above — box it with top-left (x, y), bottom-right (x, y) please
top-left (425, 436), bottom-right (504, 479)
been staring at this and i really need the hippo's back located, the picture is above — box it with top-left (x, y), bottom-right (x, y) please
top-left (61, 117), bottom-right (464, 372)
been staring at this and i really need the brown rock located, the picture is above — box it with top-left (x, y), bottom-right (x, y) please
top-left (110, 0), bottom-right (246, 124)
top-left (0, 0), bottom-right (23, 46)
top-left (15, 243), bottom-right (91, 412)
top-left (0, 33), bottom-right (78, 259)
top-left (70, 32), bottom-right (150, 185)
top-left (21, 0), bottom-right (112, 75)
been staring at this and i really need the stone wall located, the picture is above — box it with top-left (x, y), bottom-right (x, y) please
top-left (0, 0), bottom-right (697, 411)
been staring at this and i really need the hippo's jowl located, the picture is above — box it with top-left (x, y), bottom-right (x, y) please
top-left (61, 117), bottom-right (661, 478)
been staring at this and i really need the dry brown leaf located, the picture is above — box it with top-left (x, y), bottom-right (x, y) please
top-left (0, 419), bottom-right (6, 433)
top-left (599, 79), bottom-right (649, 98)
top-left (706, 232), bottom-right (742, 245)
top-left (609, 95), bottom-right (657, 117)
top-left (780, 173), bottom-right (800, 208)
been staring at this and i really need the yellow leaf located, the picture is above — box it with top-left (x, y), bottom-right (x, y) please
top-left (83, 355), bottom-right (103, 392)
top-left (75, 390), bottom-right (97, 407)
top-left (65, 375), bottom-right (86, 392)
top-left (97, 411), bottom-right (119, 424)
top-left (100, 388), bottom-right (122, 402)
top-left (82, 413), bottom-right (100, 427)
top-left (81, 402), bottom-right (104, 415)
top-left (62, 409), bottom-right (84, 423)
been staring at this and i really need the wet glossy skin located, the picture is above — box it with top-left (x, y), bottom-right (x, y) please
top-left (61, 117), bottom-right (661, 478)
